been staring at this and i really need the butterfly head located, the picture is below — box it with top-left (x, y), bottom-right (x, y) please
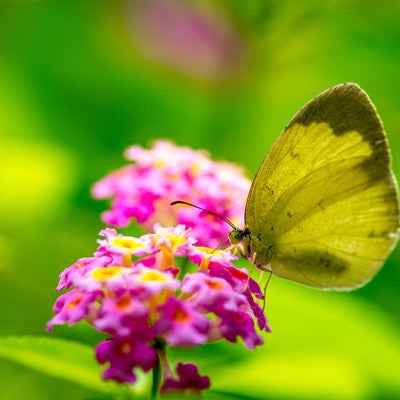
top-left (228, 227), bottom-right (251, 259)
top-left (228, 227), bottom-right (250, 244)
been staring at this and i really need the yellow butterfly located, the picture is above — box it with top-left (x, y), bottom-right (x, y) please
top-left (230, 83), bottom-right (400, 290)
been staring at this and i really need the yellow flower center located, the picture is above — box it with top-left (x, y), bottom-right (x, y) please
top-left (195, 247), bottom-right (225, 270)
top-left (91, 266), bottom-right (123, 281)
top-left (154, 233), bottom-right (186, 269)
top-left (140, 269), bottom-right (168, 282)
top-left (112, 237), bottom-right (143, 251)
top-left (154, 160), bottom-right (165, 169)
top-left (196, 246), bottom-right (216, 255)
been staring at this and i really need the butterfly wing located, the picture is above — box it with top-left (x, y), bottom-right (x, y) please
top-left (245, 83), bottom-right (399, 290)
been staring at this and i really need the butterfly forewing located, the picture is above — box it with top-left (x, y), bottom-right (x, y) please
top-left (245, 83), bottom-right (399, 289)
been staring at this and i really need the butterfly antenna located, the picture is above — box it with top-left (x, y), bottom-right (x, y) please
top-left (170, 200), bottom-right (238, 230)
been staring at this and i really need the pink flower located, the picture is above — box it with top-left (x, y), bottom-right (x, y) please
top-left (57, 256), bottom-right (112, 291)
top-left (182, 272), bottom-right (246, 311)
top-left (218, 308), bottom-right (264, 350)
top-left (96, 336), bottom-right (158, 384)
top-left (48, 225), bottom-right (269, 393)
top-left (47, 289), bottom-right (103, 331)
top-left (97, 227), bottom-right (153, 257)
top-left (125, 0), bottom-right (248, 81)
top-left (161, 362), bottom-right (210, 393)
top-left (155, 296), bottom-right (210, 347)
top-left (181, 272), bottom-right (265, 348)
top-left (93, 290), bottom-right (150, 336)
top-left (208, 262), bottom-right (272, 332)
top-left (92, 140), bottom-right (250, 247)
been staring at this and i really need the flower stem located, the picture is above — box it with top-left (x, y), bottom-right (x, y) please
top-left (151, 356), bottom-right (161, 400)
top-left (152, 338), bottom-right (167, 399)
top-left (177, 256), bottom-right (190, 280)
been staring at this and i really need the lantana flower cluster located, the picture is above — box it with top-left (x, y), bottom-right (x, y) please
top-left (49, 140), bottom-right (271, 395)
top-left (48, 225), bottom-right (270, 392)
top-left (92, 140), bottom-right (251, 248)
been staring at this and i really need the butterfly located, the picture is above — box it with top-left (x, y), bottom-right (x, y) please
top-left (229, 83), bottom-right (399, 290)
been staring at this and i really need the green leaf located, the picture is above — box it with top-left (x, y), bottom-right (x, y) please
top-left (0, 336), bottom-right (149, 396)
top-left (207, 389), bottom-right (273, 400)
top-left (211, 279), bottom-right (400, 399)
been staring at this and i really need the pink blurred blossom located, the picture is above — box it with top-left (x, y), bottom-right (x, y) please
top-left (92, 140), bottom-right (251, 248)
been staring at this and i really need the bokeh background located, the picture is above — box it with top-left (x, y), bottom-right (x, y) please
top-left (1, 1), bottom-right (400, 399)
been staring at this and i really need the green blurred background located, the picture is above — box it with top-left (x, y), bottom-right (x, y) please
top-left (1, 1), bottom-right (400, 399)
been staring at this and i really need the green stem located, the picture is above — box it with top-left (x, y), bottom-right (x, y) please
top-left (177, 256), bottom-right (190, 280)
top-left (151, 355), bottom-right (161, 400)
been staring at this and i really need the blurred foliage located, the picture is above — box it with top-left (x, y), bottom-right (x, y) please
top-left (1, 0), bottom-right (400, 399)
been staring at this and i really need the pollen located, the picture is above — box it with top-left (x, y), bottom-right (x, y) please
top-left (112, 237), bottom-right (142, 251)
top-left (154, 160), bottom-right (165, 169)
top-left (140, 270), bottom-right (167, 282)
top-left (190, 162), bottom-right (201, 177)
top-left (92, 266), bottom-right (123, 281)
top-left (156, 234), bottom-right (186, 257)
top-left (166, 234), bottom-right (185, 250)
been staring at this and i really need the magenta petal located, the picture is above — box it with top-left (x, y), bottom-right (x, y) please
top-left (47, 289), bottom-right (103, 332)
top-left (161, 362), bottom-right (210, 392)
top-left (218, 308), bottom-right (263, 350)
top-left (96, 336), bottom-right (158, 383)
top-left (155, 297), bottom-right (210, 347)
